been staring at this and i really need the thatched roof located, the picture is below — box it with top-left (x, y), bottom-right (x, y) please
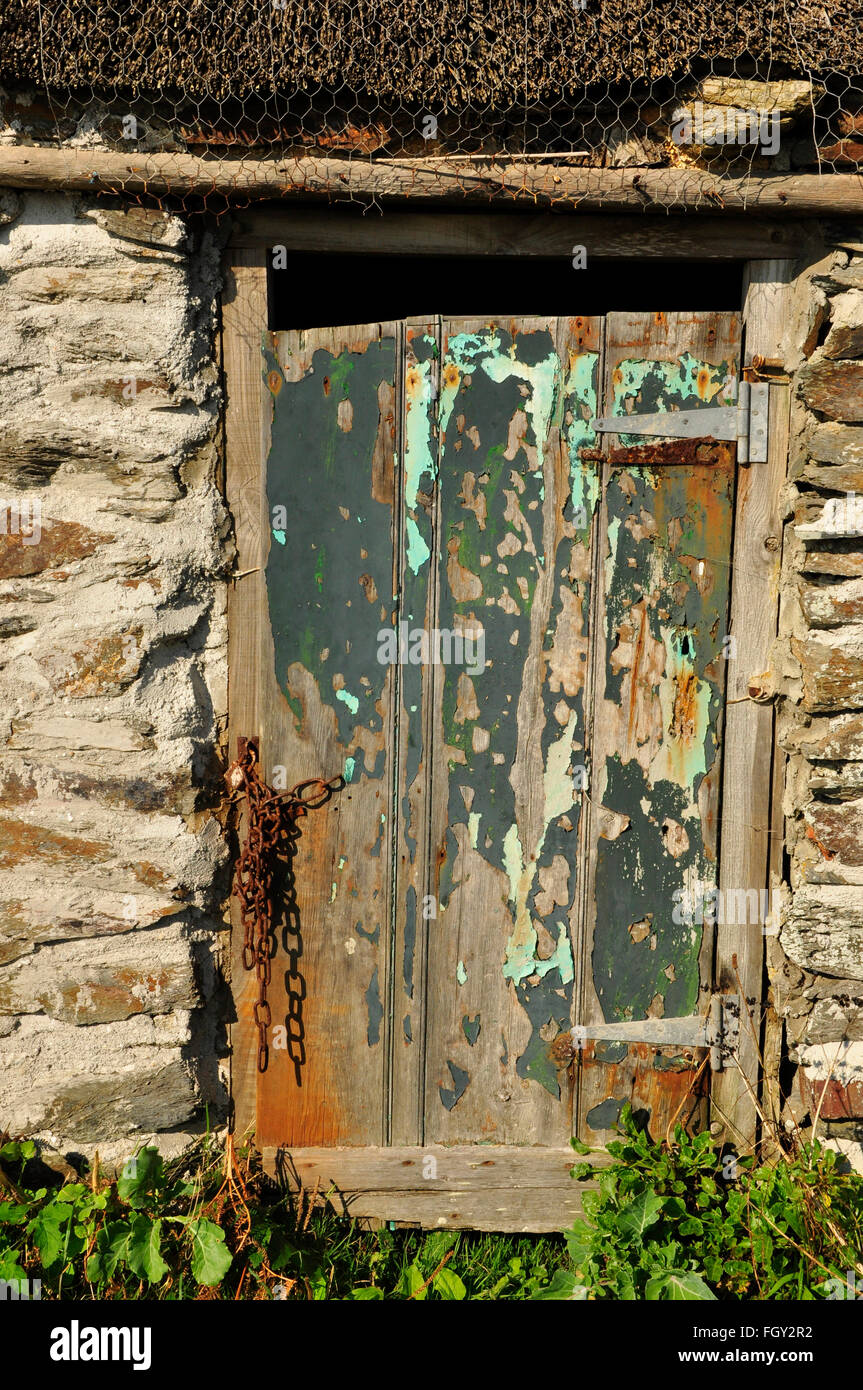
top-left (0, 0), bottom-right (861, 107)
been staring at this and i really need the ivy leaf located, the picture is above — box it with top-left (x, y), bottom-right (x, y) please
top-left (398, 1262), bottom-right (426, 1300)
top-left (117, 1147), bottom-right (164, 1209)
top-left (617, 1191), bottom-right (665, 1240)
top-left (433, 1267), bottom-right (466, 1300)
top-left (532, 1269), bottom-right (584, 1300)
top-left (678, 1217), bottom-right (704, 1237)
top-left (87, 1222), bottom-right (130, 1285)
top-left (0, 1247), bottom-right (27, 1283)
top-left (663, 1196), bottom-right (687, 1218)
top-left (189, 1218), bottom-right (233, 1287)
top-left (0, 1141), bottom-right (34, 1164)
top-left (268, 1232), bottom-right (300, 1271)
top-left (0, 1202), bottom-right (28, 1225)
top-left (645, 1269), bottom-right (717, 1301)
top-left (349, 1286), bottom-right (384, 1299)
top-left (565, 1219), bottom-right (595, 1265)
top-left (28, 1204), bottom-right (69, 1268)
top-left (570, 1138), bottom-right (592, 1155)
top-left (126, 1215), bottom-right (169, 1284)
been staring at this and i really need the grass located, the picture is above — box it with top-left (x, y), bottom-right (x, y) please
top-left (0, 1130), bottom-right (568, 1300)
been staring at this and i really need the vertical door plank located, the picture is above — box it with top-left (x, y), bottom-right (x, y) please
top-left (423, 316), bottom-right (602, 1145)
top-left (578, 310), bottom-right (742, 1144)
top-left (257, 322), bottom-right (401, 1147)
top-left (713, 262), bottom-right (793, 1149)
top-left (390, 319), bottom-right (440, 1145)
top-left (223, 250), bottom-right (268, 1140)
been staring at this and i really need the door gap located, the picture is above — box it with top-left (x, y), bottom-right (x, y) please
top-left (269, 255), bottom-right (746, 330)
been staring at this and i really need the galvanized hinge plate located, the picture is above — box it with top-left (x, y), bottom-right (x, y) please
top-left (591, 382), bottom-right (769, 464)
top-left (572, 994), bottom-right (740, 1073)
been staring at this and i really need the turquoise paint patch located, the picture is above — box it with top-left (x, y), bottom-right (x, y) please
top-left (405, 516), bottom-right (430, 574)
top-left (564, 351), bottom-right (601, 524)
top-left (611, 354), bottom-right (736, 446)
top-left (440, 331), bottom-right (560, 471)
top-left (272, 529), bottom-right (286, 545)
top-left (343, 756), bottom-right (356, 783)
top-left (336, 689), bottom-right (359, 716)
top-left (404, 358), bottom-right (438, 510)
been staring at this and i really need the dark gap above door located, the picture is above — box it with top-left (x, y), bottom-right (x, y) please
top-left (269, 255), bottom-right (744, 330)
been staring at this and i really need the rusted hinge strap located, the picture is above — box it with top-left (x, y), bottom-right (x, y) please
top-left (590, 382), bottom-right (769, 463)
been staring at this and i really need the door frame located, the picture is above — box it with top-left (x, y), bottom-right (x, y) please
top-left (221, 211), bottom-right (792, 1228)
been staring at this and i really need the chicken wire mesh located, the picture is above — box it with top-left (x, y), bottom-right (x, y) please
top-left (0, 0), bottom-right (862, 214)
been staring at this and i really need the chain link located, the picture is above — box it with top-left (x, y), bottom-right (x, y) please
top-left (225, 740), bottom-right (339, 1073)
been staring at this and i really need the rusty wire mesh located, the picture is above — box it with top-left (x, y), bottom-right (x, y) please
top-left (0, 1), bottom-right (862, 213)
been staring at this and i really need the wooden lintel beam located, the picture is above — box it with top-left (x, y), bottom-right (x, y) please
top-left (229, 208), bottom-right (803, 259)
top-left (2, 143), bottom-right (863, 217)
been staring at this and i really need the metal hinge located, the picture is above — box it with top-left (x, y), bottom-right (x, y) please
top-left (591, 382), bottom-right (769, 463)
top-left (572, 994), bottom-right (740, 1073)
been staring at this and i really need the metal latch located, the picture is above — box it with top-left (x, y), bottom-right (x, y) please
top-left (572, 994), bottom-right (740, 1072)
top-left (590, 382), bottom-right (769, 463)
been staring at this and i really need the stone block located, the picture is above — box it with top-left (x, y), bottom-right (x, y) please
top-left (798, 361), bottom-right (863, 421)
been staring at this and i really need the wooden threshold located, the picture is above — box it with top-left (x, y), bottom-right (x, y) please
top-left (261, 1145), bottom-right (612, 1232)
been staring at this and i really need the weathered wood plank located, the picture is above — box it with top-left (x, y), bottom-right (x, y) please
top-left (390, 318), bottom-right (439, 1145)
top-left (263, 1144), bottom-right (611, 1230)
top-left (421, 317), bottom-right (601, 1146)
top-left (256, 322), bottom-right (402, 1147)
top-left (578, 310), bottom-right (742, 1145)
top-left (4, 145), bottom-right (863, 213)
top-left (230, 210), bottom-right (803, 260)
top-left (713, 262), bottom-right (793, 1149)
top-left (223, 250), bottom-right (268, 1141)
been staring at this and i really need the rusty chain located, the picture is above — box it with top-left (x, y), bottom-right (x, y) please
top-left (225, 739), bottom-right (339, 1073)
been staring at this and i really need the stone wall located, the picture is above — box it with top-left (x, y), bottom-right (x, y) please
top-left (0, 191), bottom-right (231, 1164)
top-left (774, 226), bottom-right (863, 1165)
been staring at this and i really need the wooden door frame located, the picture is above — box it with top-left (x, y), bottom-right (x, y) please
top-left (220, 213), bottom-right (792, 1227)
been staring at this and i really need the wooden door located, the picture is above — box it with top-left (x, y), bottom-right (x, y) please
top-left (227, 303), bottom-right (745, 1230)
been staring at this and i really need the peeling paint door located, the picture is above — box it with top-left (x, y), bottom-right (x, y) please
top-left (577, 312), bottom-right (739, 1145)
top-left (252, 309), bottom-right (741, 1179)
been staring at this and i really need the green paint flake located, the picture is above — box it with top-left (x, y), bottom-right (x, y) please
top-left (313, 548), bottom-right (326, 591)
top-left (611, 354), bottom-right (736, 445)
top-left (564, 351), bottom-right (601, 524)
top-left (648, 625), bottom-right (712, 790)
top-left (343, 756), bottom-right (356, 783)
top-left (462, 1014), bottom-right (481, 1046)
top-left (535, 923), bottom-right (574, 984)
top-left (604, 515), bottom-right (621, 601)
top-left (330, 882), bottom-right (337, 903)
top-left (502, 708), bottom-right (580, 984)
top-left (440, 332), bottom-right (560, 471)
top-left (272, 528), bottom-right (286, 545)
top-left (286, 691), bottom-right (303, 732)
top-left (336, 688), bottom-right (359, 716)
top-left (405, 516), bottom-right (430, 575)
top-left (456, 960), bottom-right (468, 985)
top-left (326, 352), bottom-right (355, 399)
top-left (404, 358), bottom-right (438, 511)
